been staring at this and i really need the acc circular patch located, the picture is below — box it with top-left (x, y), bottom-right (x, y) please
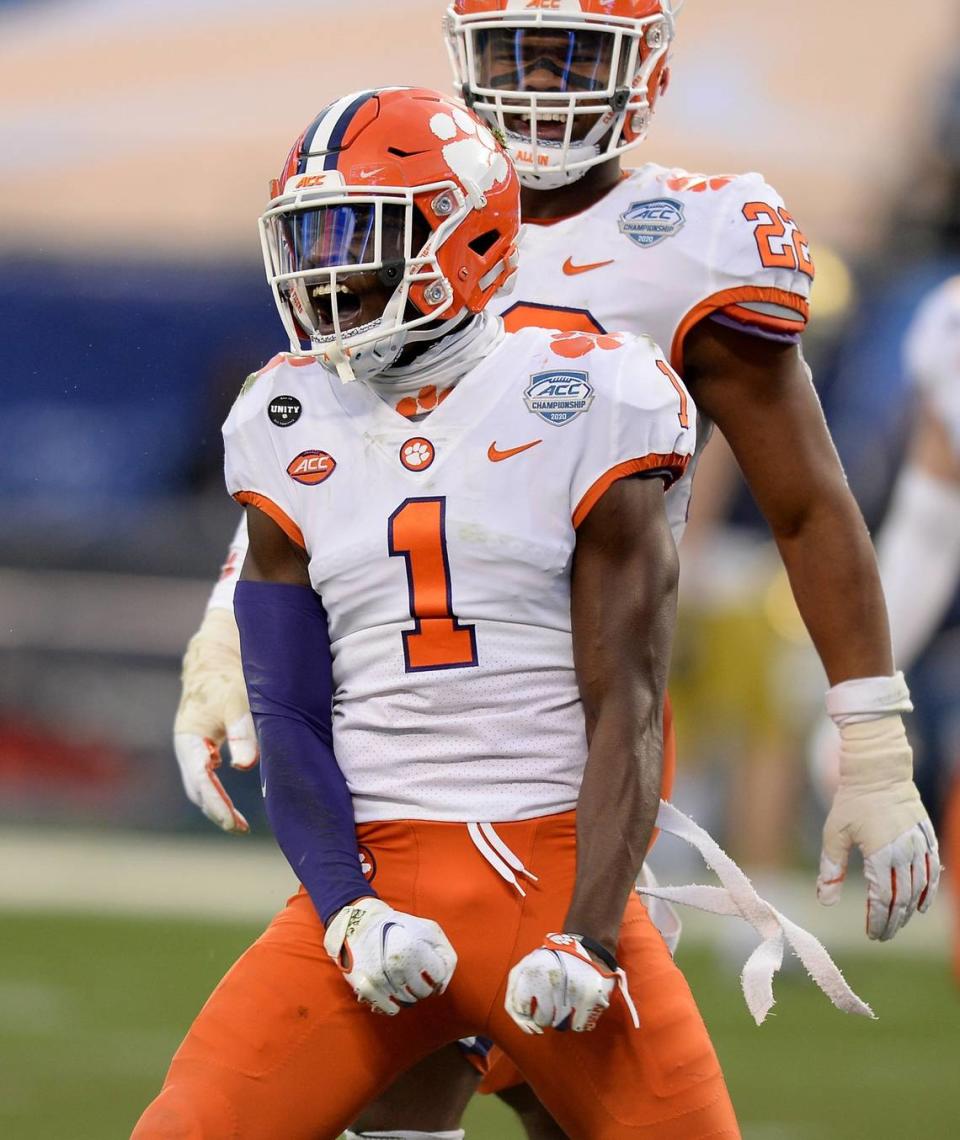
top-left (268, 395), bottom-right (302, 427)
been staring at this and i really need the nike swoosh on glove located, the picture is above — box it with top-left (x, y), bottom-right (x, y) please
top-left (324, 897), bottom-right (458, 1015)
top-left (505, 933), bottom-right (637, 1034)
top-left (173, 607), bottom-right (258, 833)
top-left (817, 715), bottom-right (940, 941)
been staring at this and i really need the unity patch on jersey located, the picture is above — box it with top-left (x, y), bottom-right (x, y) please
top-left (524, 371), bottom-right (594, 426)
top-left (287, 450), bottom-right (336, 485)
top-left (268, 395), bottom-right (302, 427)
top-left (618, 198), bottom-right (686, 248)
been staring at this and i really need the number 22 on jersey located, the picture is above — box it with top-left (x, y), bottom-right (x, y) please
top-left (388, 497), bottom-right (478, 672)
top-left (742, 201), bottom-right (814, 278)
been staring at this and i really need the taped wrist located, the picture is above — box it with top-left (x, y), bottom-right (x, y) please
top-left (182, 607), bottom-right (241, 674)
top-left (834, 716), bottom-right (914, 789)
top-left (825, 672), bottom-right (912, 728)
top-left (234, 580), bottom-right (374, 923)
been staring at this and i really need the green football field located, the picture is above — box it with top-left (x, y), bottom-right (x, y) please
top-left (1, 910), bottom-right (957, 1139)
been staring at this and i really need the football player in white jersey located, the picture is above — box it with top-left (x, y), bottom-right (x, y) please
top-left (874, 277), bottom-right (960, 980)
top-left (136, 86), bottom-right (745, 1140)
top-left (170, 2), bottom-right (940, 1135)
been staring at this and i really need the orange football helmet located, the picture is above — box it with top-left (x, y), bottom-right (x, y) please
top-left (445, 1), bottom-right (681, 189)
top-left (259, 87), bottom-right (520, 381)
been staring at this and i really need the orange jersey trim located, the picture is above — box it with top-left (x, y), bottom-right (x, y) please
top-left (573, 453), bottom-right (689, 529)
top-left (233, 491), bottom-right (306, 550)
top-left (720, 302), bottom-right (807, 333)
top-left (670, 286), bottom-right (810, 371)
top-left (254, 352), bottom-right (316, 380)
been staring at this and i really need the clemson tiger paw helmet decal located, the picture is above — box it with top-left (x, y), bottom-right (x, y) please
top-left (259, 87), bottom-right (521, 383)
top-left (445, 1), bottom-right (682, 191)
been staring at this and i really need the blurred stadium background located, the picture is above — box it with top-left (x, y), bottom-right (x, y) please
top-left (1, 0), bottom-right (959, 1136)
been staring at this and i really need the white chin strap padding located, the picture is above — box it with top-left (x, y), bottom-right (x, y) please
top-left (323, 287), bottom-right (410, 384)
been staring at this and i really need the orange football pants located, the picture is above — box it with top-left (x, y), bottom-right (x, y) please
top-left (477, 697), bottom-right (677, 1097)
top-left (132, 807), bottom-right (737, 1140)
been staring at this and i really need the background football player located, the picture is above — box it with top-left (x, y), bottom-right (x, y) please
top-left (173, 3), bottom-right (940, 1136)
top-left (873, 277), bottom-right (960, 978)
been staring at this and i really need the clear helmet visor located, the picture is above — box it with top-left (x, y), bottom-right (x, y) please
top-left (270, 202), bottom-right (410, 340)
top-left (473, 27), bottom-right (622, 98)
top-left (467, 26), bottom-right (635, 150)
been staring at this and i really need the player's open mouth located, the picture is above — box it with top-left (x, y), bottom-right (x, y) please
top-left (310, 281), bottom-right (364, 334)
top-left (506, 111), bottom-right (599, 144)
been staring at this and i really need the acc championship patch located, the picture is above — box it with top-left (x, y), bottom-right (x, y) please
top-left (618, 198), bottom-right (685, 248)
top-left (524, 371), bottom-right (594, 426)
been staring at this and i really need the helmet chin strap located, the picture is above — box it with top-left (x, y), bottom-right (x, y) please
top-left (511, 134), bottom-right (602, 191)
top-left (506, 95), bottom-right (639, 191)
top-left (320, 288), bottom-right (411, 384)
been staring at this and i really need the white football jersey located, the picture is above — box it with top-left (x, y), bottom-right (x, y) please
top-left (903, 275), bottom-right (960, 454)
top-left (223, 327), bottom-right (694, 822)
top-left (488, 163), bottom-right (815, 541)
top-left (208, 164), bottom-right (812, 607)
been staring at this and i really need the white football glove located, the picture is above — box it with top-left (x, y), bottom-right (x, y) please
top-left (323, 897), bottom-right (458, 1015)
top-left (173, 606), bottom-right (258, 834)
top-left (817, 688), bottom-right (940, 941)
top-left (505, 933), bottom-right (637, 1035)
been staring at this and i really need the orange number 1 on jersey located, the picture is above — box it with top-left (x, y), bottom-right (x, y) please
top-left (388, 497), bottom-right (478, 673)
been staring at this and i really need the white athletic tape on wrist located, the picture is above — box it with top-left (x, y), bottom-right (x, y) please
top-left (636, 801), bottom-right (874, 1024)
top-left (825, 672), bottom-right (912, 728)
top-left (833, 715), bottom-right (914, 788)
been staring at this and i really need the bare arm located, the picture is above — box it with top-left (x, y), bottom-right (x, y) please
top-left (240, 503), bottom-right (311, 585)
top-left (683, 318), bottom-right (892, 685)
top-left (565, 475), bottom-right (679, 957)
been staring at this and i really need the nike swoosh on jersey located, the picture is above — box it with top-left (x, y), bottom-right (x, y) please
top-left (488, 439), bottom-right (542, 463)
top-left (562, 257), bottom-right (615, 276)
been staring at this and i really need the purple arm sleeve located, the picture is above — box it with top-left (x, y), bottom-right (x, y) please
top-left (234, 579), bottom-right (376, 925)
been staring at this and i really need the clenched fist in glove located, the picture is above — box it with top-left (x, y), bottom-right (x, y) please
top-left (324, 897), bottom-right (458, 1015)
top-left (817, 673), bottom-right (940, 941)
top-left (505, 933), bottom-right (638, 1035)
top-left (173, 606), bottom-right (258, 833)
